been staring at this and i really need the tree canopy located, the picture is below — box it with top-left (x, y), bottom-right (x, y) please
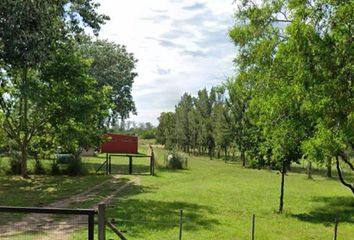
top-left (157, 0), bottom-right (353, 212)
top-left (0, 0), bottom-right (139, 177)
top-left (80, 39), bottom-right (138, 126)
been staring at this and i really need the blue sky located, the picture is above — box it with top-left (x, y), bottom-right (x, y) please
top-left (97, 0), bottom-right (236, 125)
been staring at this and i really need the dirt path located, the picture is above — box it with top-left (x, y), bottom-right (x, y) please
top-left (0, 175), bottom-right (140, 240)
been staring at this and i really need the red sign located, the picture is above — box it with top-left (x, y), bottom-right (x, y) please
top-left (101, 133), bottom-right (138, 154)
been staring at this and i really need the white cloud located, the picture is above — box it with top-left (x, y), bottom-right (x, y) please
top-left (97, 0), bottom-right (237, 125)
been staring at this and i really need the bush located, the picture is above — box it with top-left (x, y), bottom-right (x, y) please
top-left (51, 162), bottom-right (61, 175)
top-left (164, 150), bottom-right (188, 169)
top-left (34, 159), bottom-right (46, 175)
top-left (64, 154), bottom-right (87, 176)
top-left (7, 151), bottom-right (21, 175)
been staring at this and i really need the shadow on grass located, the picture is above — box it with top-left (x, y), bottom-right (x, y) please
top-left (0, 229), bottom-right (44, 240)
top-left (291, 196), bottom-right (354, 225)
top-left (289, 165), bottom-right (333, 178)
top-left (155, 167), bottom-right (191, 173)
top-left (0, 175), bottom-right (108, 206)
top-left (106, 181), bottom-right (219, 236)
top-left (85, 161), bottom-right (152, 175)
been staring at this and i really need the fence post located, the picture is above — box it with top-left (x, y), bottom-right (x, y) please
top-left (106, 153), bottom-right (109, 175)
top-left (129, 156), bottom-right (133, 174)
top-left (333, 219), bottom-right (338, 240)
top-left (179, 209), bottom-right (183, 240)
top-left (109, 155), bottom-right (112, 174)
top-left (150, 155), bottom-right (155, 176)
top-left (150, 146), bottom-right (155, 176)
top-left (251, 214), bottom-right (255, 240)
top-left (98, 204), bottom-right (106, 240)
top-left (88, 212), bottom-right (95, 240)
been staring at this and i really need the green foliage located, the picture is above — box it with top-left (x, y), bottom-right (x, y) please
top-left (110, 121), bottom-right (157, 139)
top-left (34, 159), bottom-right (46, 175)
top-left (64, 155), bottom-right (87, 176)
top-left (165, 150), bottom-right (188, 170)
top-left (156, 112), bottom-right (176, 148)
top-left (80, 39), bottom-right (138, 124)
top-left (0, 0), bottom-right (109, 177)
top-left (50, 162), bottom-right (61, 176)
top-left (8, 152), bottom-right (21, 175)
top-left (228, 0), bottom-right (354, 199)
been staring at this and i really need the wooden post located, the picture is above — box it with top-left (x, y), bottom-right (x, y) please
top-left (105, 153), bottom-right (109, 175)
top-left (109, 155), bottom-right (112, 174)
top-left (333, 219), bottom-right (338, 240)
top-left (150, 155), bottom-right (155, 176)
top-left (129, 156), bottom-right (133, 174)
top-left (251, 214), bottom-right (255, 240)
top-left (179, 209), bottom-right (183, 240)
top-left (98, 204), bottom-right (106, 240)
top-left (150, 145), bottom-right (155, 176)
top-left (88, 212), bottom-right (95, 240)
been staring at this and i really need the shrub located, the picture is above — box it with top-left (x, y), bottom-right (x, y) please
top-left (51, 162), bottom-right (61, 175)
top-left (34, 159), bottom-right (46, 175)
top-left (65, 154), bottom-right (87, 176)
top-left (7, 151), bottom-right (21, 175)
top-left (0, 157), bottom-right (5, 174)
top-left (164, 150), bottom-right (188, 169)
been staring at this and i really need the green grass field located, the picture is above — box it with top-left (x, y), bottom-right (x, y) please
top-left (0, 147), bottom-right (353, 239)
top-left (93, 149), bottom-right (353, 240)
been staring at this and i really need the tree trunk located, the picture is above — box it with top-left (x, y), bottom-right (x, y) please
top-left (20, 144), bottom-right (28, 177)
top-left (279, 160), bottom-right (286, 213)
top-left (224, 147), bottom-right (227, 162)
top-left (307, 161), bottom-right (312, 179)
top-left (20, 68), bottom-right (29, 178)
top-left (286, 161), bottom-right (291, 171)
top-left (336, 155), bottom-right (354, 194)
top-left (326, 157), bottom-right (332, 178)
top-left (241, 150), bottom-right (246, 167)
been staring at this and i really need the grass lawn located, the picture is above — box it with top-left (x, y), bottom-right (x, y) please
top-left (0, 174), bottom-right (110, 207)
top-left (78, 147), bottom-right (353, 240)
top-left (1, 146), bottom-right (353, 239)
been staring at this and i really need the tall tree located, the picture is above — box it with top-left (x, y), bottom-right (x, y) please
top-left (211, 86), bottom-right (232, 159)
top-left (175, 93), bottom-right (194, 152)
top-left (156, 112), bottom-right (176, 149)
top-left (230, 0), bottom-right (354, 211)
top-left (229, 0), bottom-right (309, 213)
top-left (194, 89), bottom-right (215, 159)
top-left (80, 39), bottom-right (138, 126)
top-left (0, 0), bottom-right (108, 177)
top-left (225, 78), bottom-right (253, 167)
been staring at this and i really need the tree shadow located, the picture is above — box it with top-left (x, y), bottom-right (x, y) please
top-left (155, 167), bottom-right (191, 173)
top-left (85, 161), bottom-right (152, 175)
top-left (291, 196), bottom-right (354, 226)
top-left (289, 166), bottom-right (354, 184)
top-left (105, 181), bottom-right (219, 237)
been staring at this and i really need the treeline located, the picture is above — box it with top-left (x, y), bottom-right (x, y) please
top-left (157, 0), bottom-right (354, 206)
top-left (110, 121), bottom-right (157, 139)
top-left (156, 86), bottom-right (260, 166)
top-left (157, 88), bottom-right (229, 158)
